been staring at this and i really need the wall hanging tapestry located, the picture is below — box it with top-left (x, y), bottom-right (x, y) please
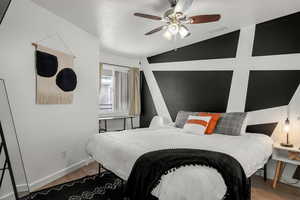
top-left (33, 44), bottom-right (77, 104)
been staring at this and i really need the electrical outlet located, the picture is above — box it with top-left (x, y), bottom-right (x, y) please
top-left (61, 151), bottom-right (67, 159)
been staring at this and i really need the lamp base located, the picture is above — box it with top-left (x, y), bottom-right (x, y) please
top-left (281, 143), bottom-right (294, 148)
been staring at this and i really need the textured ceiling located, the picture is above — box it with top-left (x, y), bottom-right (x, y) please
top-left (32, 0), bottom-right (300, 58)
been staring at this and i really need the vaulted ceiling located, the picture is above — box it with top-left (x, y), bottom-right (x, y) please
top-left (32, 0), bottom-right (300, 58)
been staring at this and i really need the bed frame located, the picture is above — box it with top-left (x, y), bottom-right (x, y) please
top-left (97, 151), bottom-right (270, 182)
top-left (97, 162), bottom-right (269, 181)
top-left (98, 163), bottom-right (127, 186)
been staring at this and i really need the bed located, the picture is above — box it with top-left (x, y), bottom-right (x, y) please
top-left (86, 126), bottom-right (273, 200)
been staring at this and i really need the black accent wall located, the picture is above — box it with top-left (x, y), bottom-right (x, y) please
top-left (140, 12), bottom-right (300, 137)
top-left (0, 0), bottom-right (11, 25)
top-left (154, 71), bottom-right (233, 121)
top-left (253, 12), bottom-right (300, 56)
top-left (148, 31), bottom-right (240, 63)
top-left (246, 123), bottom-right (278, 137)
top-left (140, 72), bottom-right (157, 128)
top-left (245, 70), bottom-right (300, 112)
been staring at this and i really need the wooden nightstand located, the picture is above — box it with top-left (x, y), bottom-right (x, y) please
top-left (272, 143), bottom-right (300, 189)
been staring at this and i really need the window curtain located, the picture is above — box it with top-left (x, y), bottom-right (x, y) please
top-left (114, 71), bottom-right (129, 113)
top-left (128, 68), bottom-right (141, 116)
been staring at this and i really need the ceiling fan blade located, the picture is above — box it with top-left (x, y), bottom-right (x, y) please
top-left (189, 14), bottom-right (221, 24)
top-left (134, 13), bottom-right (162, 21)
top-left (145, 26), bottom-right (166, 35)
top-left (175, 0), bottom-right (194, 13)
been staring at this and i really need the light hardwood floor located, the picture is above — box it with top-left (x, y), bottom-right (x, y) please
top-left (39, 162), bottom-right (300, 200)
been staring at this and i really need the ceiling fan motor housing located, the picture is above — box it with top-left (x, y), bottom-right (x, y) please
top-left (169, 0), bottom-right (178, 8)
top-left (164, 9), bottom-right (176, 19)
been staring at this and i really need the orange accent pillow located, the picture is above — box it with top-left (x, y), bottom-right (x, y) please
top-left (186, 119), bottom-right (208, 127)
top-left (199, 112), bottom-right (221, 134)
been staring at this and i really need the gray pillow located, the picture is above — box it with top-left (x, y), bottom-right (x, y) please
top-left (175, 111), bottom-right (198, 128)
top-left (214, 112), bottom-right (247, 136)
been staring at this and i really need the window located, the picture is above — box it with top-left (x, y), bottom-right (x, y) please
top-left (99, 63), bottom-right (129, 115)
top-left (99, 71), bottom-right (113, 112)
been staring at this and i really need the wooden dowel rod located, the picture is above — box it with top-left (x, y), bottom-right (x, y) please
top-left (31, 42), bottom-right (76, 58)
top-left (32, 42), bottom-right (38, 48)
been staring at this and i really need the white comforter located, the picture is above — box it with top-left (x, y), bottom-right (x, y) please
top-left (86, 127), bottom-right (273, 200)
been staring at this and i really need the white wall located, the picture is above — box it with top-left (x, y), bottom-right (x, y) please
top-left (100, 50), bottom-right (140, 68)
top-left (142, 25), bottom-right (300, 187)
top-left (0, 0), bottom-right (99, 197)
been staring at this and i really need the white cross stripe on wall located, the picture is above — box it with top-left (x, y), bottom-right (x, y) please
top-left (141, 58), bottom-right (172, 122)
top-left (226, 25), bottom-right (255, 113)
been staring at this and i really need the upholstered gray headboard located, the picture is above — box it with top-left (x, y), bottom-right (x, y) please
top-left (246, 123), bottom-right (278, 137)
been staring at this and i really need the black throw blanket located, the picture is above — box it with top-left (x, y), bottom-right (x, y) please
top-left (125, 149), bottom-right (251, 200)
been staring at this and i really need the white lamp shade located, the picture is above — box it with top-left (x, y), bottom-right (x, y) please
top-left (284, 118), bottom-right (290, 132)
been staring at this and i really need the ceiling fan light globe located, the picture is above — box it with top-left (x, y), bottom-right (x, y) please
top-left (179, 25), bottom-right (190, 38)
top-left (163, 30), bottom-right (173, 40)
top-left (168, 23), bottom-right (179, 35)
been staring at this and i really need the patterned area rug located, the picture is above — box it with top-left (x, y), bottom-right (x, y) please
top-left (21, 172), bottom-right (125, 200)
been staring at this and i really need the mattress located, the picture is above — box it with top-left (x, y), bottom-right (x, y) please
top-left (86, 127), bottom-right (273, 200)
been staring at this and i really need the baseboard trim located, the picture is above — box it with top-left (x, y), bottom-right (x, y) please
top-left (30, 158), bottom-right (93, 191)
top-left (0, 184), bottom-right (28, 200)
top-left (0, 158), bottom-right (93, 200)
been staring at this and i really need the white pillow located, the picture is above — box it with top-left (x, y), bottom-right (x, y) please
top-left (183, 115), bottom-right (211, 135)
top-left (240, 114), bottom-right (248, 135)
top-left (149, 116), bottom-right (164, 128)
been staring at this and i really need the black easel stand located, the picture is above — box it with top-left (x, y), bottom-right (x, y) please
top-left (0, 122), bottom-right (19, 200)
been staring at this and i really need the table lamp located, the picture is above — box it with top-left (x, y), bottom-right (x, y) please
top-left (280, 118), bottom-right (294, 148)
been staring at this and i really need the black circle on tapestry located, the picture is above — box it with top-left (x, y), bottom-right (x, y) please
top-left (56, 68), bottom-right (77, 92)
top-left (36, 51), bottom-right (58, 77)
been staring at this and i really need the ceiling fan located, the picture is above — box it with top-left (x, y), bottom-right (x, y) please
top-left (134, 0), bottom-right (221, 40)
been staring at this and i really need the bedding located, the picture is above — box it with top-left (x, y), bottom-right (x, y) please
top-left (199, 112), bottom-right (221, 134)
top-left (174, 111), bottom-right (247, 136)
top-left (86, 127), bottom-right (273, 200)
top-left (125, 149), bottom-right (250, 200)
top-left (214, 112), bottom-right (247, 136)
top-left (149, 116), bottom-right (165, 128)
top-left (174, 111), bottom-right (198, 128)
top-left (183, 115), bottom-right (211, 135)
